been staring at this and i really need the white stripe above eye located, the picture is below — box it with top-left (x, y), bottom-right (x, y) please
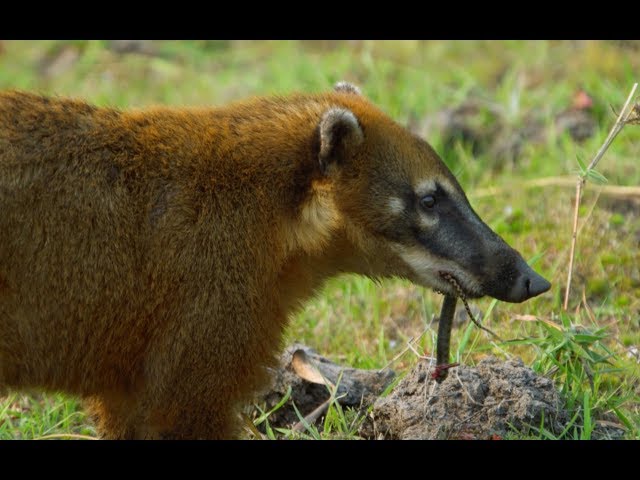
top-left (414, 178), bottom-right (436, 197)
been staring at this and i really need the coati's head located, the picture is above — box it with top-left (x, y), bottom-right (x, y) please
top-left (313, 82), bottom-right (550, 303)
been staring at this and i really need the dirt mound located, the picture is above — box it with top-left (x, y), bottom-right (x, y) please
top-left (365, 357), bottom-right (568, 439)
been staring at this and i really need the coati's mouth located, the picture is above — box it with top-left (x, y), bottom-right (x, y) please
top-left (436, 270), bottom-right (478, 300)
top-left (392, 243), bottom-right (484, 300)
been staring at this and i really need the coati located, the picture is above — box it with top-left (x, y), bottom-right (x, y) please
top-left (0, 82), bottom-right (550, 439)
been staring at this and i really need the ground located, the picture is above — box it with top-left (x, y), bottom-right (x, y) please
top-left (0, 40), bottom-right (638, 439)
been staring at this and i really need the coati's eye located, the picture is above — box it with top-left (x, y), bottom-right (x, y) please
top-left (420, 195), bottom-right (436, 210)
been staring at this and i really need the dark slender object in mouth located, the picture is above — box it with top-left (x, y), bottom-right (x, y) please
top-left (433, 293), bottom-right (458, 383)
top-left (432, 272), bottom-right (503, 383)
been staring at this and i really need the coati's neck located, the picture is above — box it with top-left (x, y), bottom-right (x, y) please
top-left (275, 227), bottom-right (363, 316)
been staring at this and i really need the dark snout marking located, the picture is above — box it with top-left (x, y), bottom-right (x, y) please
top-left (505, 260), bottom-right (551, 302)
top-left (412, 183), bottom-right (485, 269)
top-left (408, 182), bottom-right (552, 302)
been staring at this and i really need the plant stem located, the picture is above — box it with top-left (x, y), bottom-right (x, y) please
top-left (587, 83), bottom-right (638, 171)
top-left (563, 83), bottom-right (638, 311)
top-left (564, 177), bottom-right (584, 311)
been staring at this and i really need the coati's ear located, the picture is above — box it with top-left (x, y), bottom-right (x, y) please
top-left (318, 108), bottom-right (364, 174)
top-left (333, 81), bottom-right (361, 95)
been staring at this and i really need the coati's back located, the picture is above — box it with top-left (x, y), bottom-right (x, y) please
top-left (0, 91), bottom-right (319, 394)
top-left (0, 89), bottom-right (375, 399)
top-left (0, 92), bottom-right (159, 393)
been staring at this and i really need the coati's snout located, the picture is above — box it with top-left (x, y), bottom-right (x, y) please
top-left (408, 179), bottom-right (551, 303)
top-left (383, 176), bottom-right (551, 304)
top-left (450, 221), bottom-right (552, 303)
top-left (500, 256), bottom-right (551, 303)
top-left (319, 82), bottom-right (551, 304)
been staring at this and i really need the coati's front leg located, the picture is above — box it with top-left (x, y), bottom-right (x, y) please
top-left (90, 327), bottom-right (272, 438)
top-left (87, 385), bottom-right (238, 440)
top-left (85, 394), bottom-right (147, 439)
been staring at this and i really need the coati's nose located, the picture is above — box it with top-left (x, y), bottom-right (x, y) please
top-left (506, 261), bottom-right (551, 303)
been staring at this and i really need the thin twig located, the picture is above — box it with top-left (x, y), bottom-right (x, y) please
top-left (407, 340), bottom-right (435, 362)
top-left (291, 399), bottom-right (331, 432)
top-left (379, 324), bottom-right (436, 372)
top-left (563, 83), bottom-right (638, 310)
top-left (564, 177), bottom-right (584, 311)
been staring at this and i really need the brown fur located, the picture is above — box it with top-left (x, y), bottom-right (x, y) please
top-left (0, 86), bottom-right (506, 438)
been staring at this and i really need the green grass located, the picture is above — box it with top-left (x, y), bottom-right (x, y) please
top-left (0, 393), bottom-right (95, 440)
top-left (1, 40), bottom-right (639, 439)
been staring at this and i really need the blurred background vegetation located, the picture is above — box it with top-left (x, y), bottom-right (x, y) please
top-left (0, 40), bottom-right (638, 439)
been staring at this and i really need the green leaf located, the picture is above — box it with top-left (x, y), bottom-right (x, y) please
top-left (576, 154), bottom-right (587, 175)
top-left (612, 407), bottom-right (634, 431)
top-left (456, 321), bottom-right (475, 361)
top-left (527, 251), bottom-right (546, 267)
top-left (586, 169), bottom-right (608, 185)
top-left (573, 333), bottom-right (605, 344)
top-left (253, 386), bottom-right (292, 426)
top-left (503, 337), bottom-right (546, 347)
top-left (291, 401), bottom-right (320, 439)
top-left (560, 312), bottom-right (572, 329)
top-left (265, 420), bottom-right (275, 439)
